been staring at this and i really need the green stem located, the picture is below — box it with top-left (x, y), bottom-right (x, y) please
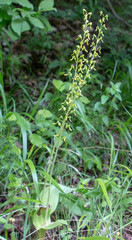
top-left (108, 96), bottom-right (116, 116)
top-left (0, 44), bottom-right (4, 86)
top-left (44, 106), bottom-right (71, 221)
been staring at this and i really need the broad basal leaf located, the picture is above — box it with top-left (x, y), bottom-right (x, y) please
top-left (33, 209), bottom-right (51, 230)
top-left (39, 185), bottom-right (59, 214)
top-left (44, 219), bottom-right (67, 230)
top-left (33, 185), bottom-right (60, 230)
top-left (33, 211), bottom-right (67, 230)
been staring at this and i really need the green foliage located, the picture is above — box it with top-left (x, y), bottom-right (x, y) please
top-left (94, 81), bottom-right (122, 126)
top-left (0, 0), bottom-right (55, 38)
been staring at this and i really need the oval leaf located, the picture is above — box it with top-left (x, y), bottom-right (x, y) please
top-left (102, 115), bottom-right (109, 126)
top-left (53, 79), bottom-right (65, 92)
top-left (28, 16), bottom-right (44, 29)
top-left (0, 217), bottom-right (7, 224)
top-left (33, 209), bottom-right (51, 230)
top-left (40, 185), bottom-right (59, 214)
top-left (36, 109), bottom-right (52, 122)
top-left (29, 134), bottom-right (45, 148)
top-left (15, 0), bottom-right (33, 9)
top-left (101, 95), bottom-right (109, 105)
top-left (38, 0), bottom-right (55, 11)
top-left (79, 96), bottom-right (90, 104)
top-left (21, 20), bottom-right (30, 32)
top-left (11, 18), bottom-right (22, 36)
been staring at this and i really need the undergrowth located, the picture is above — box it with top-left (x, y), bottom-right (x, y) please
top-left (0, 0), bottom-right (132, 240)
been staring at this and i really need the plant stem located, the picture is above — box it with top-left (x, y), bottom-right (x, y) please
top-left (0, 44), bottom-right (4, 86)
top-left (44, 105), bottom-right (72, 221)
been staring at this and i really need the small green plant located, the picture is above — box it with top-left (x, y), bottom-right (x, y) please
top-left (94, 81), bottom-right (122, 126)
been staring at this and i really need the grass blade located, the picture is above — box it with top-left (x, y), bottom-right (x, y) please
top-left (0, 108), bottom-right (2, 131)
top-left (0, 83), bottom-right (7, 114)
top-left (26, 160), bottom-right (39, 198)
top-left (97, 178), bottom-right (111, 209)
top-left (23, 198), bottom-right (30, 240)
top-left (0, 46), bottom-right (3, 86)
